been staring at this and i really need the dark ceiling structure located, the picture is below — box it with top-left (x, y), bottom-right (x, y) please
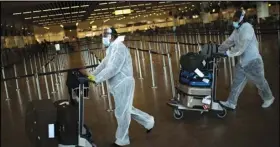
top-left (1, 1), bottom-right (257, 27)
top-left (1, 1), bottom-right (278, 36)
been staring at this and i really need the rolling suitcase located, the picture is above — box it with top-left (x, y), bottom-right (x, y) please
top-left (25, 99), bottom-right (58, 147)
top-left (177, 84), bottom-right (212, 96)
top-left (57, 77), bottom-right (96, 147)
top-left (54, 100), bottom-right (79, 145)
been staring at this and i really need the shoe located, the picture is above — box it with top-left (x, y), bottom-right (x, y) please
top-left (146, 116), bottom-right (154, 134)
top-left (219, 101), bottom-right (236, 110)
top-left (262, 97), bottom-right (275, 108)
top-left (111, 143), bottom-right (122, 147)
top-left (147, 128), bottom-right (153, 133)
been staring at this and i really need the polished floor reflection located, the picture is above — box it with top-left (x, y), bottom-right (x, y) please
top-left (1, 34), bottom-right (279, 147)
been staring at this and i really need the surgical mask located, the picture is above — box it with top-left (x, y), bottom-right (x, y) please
top-left (102, 37), bottom-right (110, 47)
top-left (232, 22), bottom-right (239, 29)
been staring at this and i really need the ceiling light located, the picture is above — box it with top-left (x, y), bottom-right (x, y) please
top-left (159, 1), bottom-right (165, 3)
top-left (49, 14), bottom-right (55, 17)
top-left (44, 27), bottom-right (49, 29)
top-left (33, 16), bottom-right (39, 19)
top-left (76, 22), bottom-right (79, 26)
top-left (114, 9), bottom-right (131, 15)
top-left (41, 15), bottom-right (48, 18)
top-left (62, 7), bottom-right (70, 9)
top-left (43, 9), bottom-right (51, 12)
top-left (268, 3), bottom-right (271, 7)
top-left (78, 15), bottom-right (84, 17)
top-left (102, 8), bottom-right (109, 10)
top-left (33, 10), bottom-right (41, 13)
top-left (109, 2), bottom-right (116, 4)
top-left (72, 16), bottom-right (77, 18)
top-left (72, 12), bottom-right (78, 14)
top-left (56, 14), bottom-right (62, 16)
top-left (52, 8), bottom-right (60, 11)
top-left (138, 4), bottom-right (145, 6)
top-left (64, 13), bottom-right (70, 15)
top-left (70, 30), bottom-right (72, 32)
top-left (23, 11), bottom-right (32, 14)
top-left (212, 9), bottom-right (215, 12)
top-left (99, 3), bottom-right (107, 5)
top-left (90, 21), bottom-right (95, 24)
top-left (13, 12), bottom-right (22, 15)
top-left (81, 5), bottom-right (89, 7)
top-left (25, 17), bottom-right (32, 19)
top-left (79, 11), bottom-right (86, 13)
top-left (71, 6), bottom-right (79, 8)
top-left (94, 9), bottom-right (101, 11)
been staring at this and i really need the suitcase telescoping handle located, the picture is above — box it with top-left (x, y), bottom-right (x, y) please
top-left (77, 76), bottom-right (95, 146)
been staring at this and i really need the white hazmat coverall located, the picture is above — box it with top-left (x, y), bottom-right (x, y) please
top-left (92, 39), bottom-right (155, 146)
top-left (218, 22), bottom-right (274, 109)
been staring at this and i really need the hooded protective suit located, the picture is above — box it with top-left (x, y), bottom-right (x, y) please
top-left (92, 39), bottom-right (154, 146)
top-left (218, 21), bottom-right (274, 109)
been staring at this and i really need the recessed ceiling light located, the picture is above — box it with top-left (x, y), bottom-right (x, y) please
top-left (62, 7), bottom-right (70, 9)
top-left (99, 3), bottom-right (107, 5)
top-left (25, 17), bottom-right (32, 19)
top-left (81, 5), bottom-right (89, 7)
top-left (43, 9), bottom-right (51, 12)
top-left (23, 11), bottom-right (32, 14)
top-left (71, 6), bottom-right (79, 8)
top-left (33, 10), bottom-right (41, 13)
top-left (64, 13), bottom-right (70, 15)
top-left (13, 12), bottom-right (22, 15)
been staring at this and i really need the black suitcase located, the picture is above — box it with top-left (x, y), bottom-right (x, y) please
top-left (56, 77), bottom-right (96, 147)
top-left (54, 100), bottom-right (79, 145)
top-left (180, 52), bottom-right (205, 72)
top-left (25, 99), bottom-right (58, 147)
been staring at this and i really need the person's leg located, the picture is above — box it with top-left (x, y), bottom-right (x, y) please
top-left (112, 79), bottom-right (134, 146)
top-left (220, 64), bottom-right (248, 109)
top-left (243, 58), bottom-right (274, 108)
top-left (131, 107), bottom-right (154, 131)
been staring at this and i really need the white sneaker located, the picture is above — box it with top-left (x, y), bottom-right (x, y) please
top-left (220, 101), bottom-right (236, 110)
top-left (262, 97), bottom-right (275, 108)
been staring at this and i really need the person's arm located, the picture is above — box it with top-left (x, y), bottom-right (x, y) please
top-left (218, 31), bottom-right (236, 52)
top-left (94, 44), bottom-right (126, 83)
top-left (226, 24), bottom-right (254, 57)
top-left (92, 56), bottom-right (108, 76)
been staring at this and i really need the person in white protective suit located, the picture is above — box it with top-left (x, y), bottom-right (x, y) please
top-left (88, 28), bottom-right (155, 147)
top-left (218, 9), bottom-right (275, 110)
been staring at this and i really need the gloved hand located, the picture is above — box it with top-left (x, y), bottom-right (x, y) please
top-left (224, 52), bottom-right (228, 56)
top-left (88, 75), bottom-right (96, 82)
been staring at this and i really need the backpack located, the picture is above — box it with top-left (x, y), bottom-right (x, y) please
top-left (180, 52), bottom-right (205, 72)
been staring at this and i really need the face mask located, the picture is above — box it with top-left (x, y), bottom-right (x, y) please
top-left (102, 37), bottom-right (110, 47)
top-left (232, 22), bottom-right (239, 29)
top-left (102, 34), bottom-right (112, 47)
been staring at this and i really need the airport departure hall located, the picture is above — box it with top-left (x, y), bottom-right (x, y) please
top-left (1, 1), bottom-right (279, 147)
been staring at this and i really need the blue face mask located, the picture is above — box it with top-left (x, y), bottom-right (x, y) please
top-left (102, 37), bottom-right (110, 47)
top-left (232, 22), bottom-right (239, 29)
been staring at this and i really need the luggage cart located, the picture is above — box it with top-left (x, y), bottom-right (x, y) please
top-left (167, 53), bottom-right (227, 119)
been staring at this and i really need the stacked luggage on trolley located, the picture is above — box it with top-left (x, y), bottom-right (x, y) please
top-left (168, 42), bottom-right (228, 119)
top-left (25, 71), bottom-right (97, 147)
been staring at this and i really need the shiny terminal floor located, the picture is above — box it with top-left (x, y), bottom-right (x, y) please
top-left (1, 33), bottom-right (279, 147)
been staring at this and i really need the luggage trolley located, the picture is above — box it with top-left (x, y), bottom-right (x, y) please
top-left (58, 77), bottom-right (96, 147)
top-left (167, 52), bottom-right (228, 119)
